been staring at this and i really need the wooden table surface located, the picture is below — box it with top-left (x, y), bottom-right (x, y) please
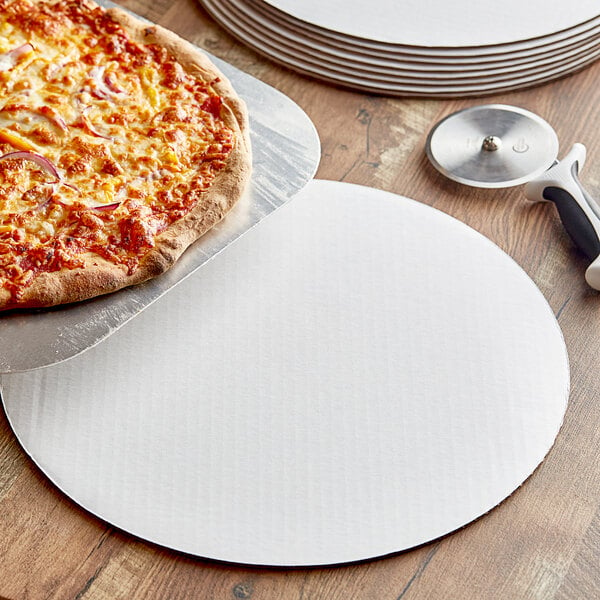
top-left (2, 1), bottom-right (600, 598)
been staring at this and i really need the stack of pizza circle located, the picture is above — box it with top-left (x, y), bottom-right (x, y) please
top-left (199, 0), bottom-right (600, 97)
top-left (0, 0), bottom-right (251, 310)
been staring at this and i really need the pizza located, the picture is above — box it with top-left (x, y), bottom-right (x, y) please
top-left (0, 0), bottom-right (251, 310)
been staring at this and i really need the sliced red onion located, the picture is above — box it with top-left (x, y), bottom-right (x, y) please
top-left (104, 71), bottom-right (126, 95)
top-left (38, 106), bottom-right (68, 133)
top-left (87, 66), bottom-right (126, 101)
top-left (61, 181), bottom-right (80, 193)
top-left (92, 201), bottom-right (120, 211)
top-left (80, 108), bottom-right (112, 140)
top-left (0, 103), bottom-right (68, 134)
top-left (0, 150), bottom-right (60, 181)
top-left (0, 43), bottom-right (33, 72)
top-left (87, 66), bottom-right (110, 100)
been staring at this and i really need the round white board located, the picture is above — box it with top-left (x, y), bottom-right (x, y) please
top-left (199, 1), bottom-right (600, 96)
top-left (263, 0), bottom-right (600, 47)
top-left (0, 180), bottom-right (569, 566)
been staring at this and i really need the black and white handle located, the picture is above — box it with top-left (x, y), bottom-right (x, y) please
top-left (525, 143), bottom-right (600, 291)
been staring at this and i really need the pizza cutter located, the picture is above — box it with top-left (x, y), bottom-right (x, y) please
top-left (426, 104), bottom-right (600, 290)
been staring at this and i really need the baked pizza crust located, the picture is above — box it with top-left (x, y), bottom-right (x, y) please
top-left (0, 0), bottom-right (252, 310)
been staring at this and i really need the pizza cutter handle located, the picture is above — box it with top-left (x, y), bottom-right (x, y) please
top-left (524, 143), bottom-right (600, 291)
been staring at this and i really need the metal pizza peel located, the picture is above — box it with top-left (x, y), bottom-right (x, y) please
top-left (0, 3), bottom-right (320, 373)
top-left (426, 104), bottom-right (600, 290)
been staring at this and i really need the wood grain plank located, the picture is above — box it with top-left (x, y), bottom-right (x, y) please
top-left (555, 505), bottom-right (600, 599)
top-left (0, 409), bottom-right (25, 503)
top-left (0, 466), bottom-right (117, 599)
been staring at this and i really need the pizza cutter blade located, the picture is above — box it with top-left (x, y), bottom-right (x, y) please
top-left (426, 104), bottom-right (600, 291)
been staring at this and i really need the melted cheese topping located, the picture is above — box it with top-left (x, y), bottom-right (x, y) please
top-left (0, 0), bottom-right (235, 300)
